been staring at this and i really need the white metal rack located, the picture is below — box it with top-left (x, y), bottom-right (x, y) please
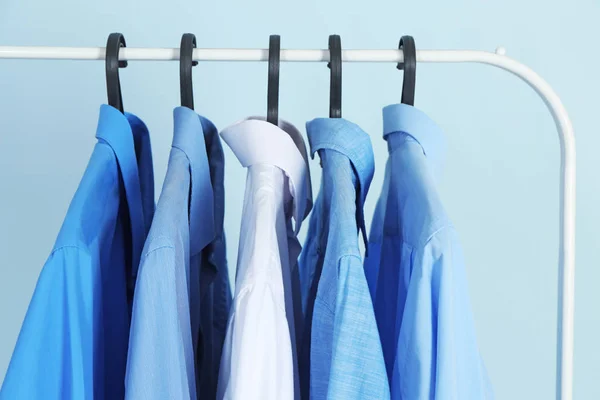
top-left (0, 45), bottom-right (576, 400)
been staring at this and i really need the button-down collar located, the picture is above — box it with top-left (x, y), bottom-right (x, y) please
top-left (220, 118), bottom-right (312, 233)
top-left (305, 117), bottom-right (374, 249)
top-left (172, 106), bottom-right (216, 256)
top-left (383, 103), bottom-right (446, 173)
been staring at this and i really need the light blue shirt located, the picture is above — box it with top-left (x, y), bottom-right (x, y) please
top-left (125, 107), bottom-right (231, 399)
top-left (299, 118), bottom-right (390, 400)
top-left (364, 103), bottom-right (494, 399)
top-left (0, 105), bottom-right (155, 400)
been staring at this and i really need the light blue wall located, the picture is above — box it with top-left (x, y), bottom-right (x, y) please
top-left (0, 0), bottom-right (598, 398)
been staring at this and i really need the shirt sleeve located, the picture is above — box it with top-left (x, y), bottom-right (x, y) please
top-left (0, 247), bottom-right (97, 400)
top-left (125, 246), bottom-right (196, 400)
top-left (395, 228), bottom-right (494, 399)
top-left (313, 255), bottom-right (390, 400)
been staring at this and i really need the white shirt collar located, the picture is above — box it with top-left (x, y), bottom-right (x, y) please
top-left (220, 117), bottom-right (312, 233)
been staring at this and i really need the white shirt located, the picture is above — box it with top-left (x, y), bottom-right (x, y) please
top-left (218, 118), bottom-right (312, 400)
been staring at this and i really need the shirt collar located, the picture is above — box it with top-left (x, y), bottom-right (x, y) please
top-left (383, 103), bottom-right (446, 171)
top-left (220, 118), bottom-right (312, 234)
top-left (95, 104), bottom-right (150, 280)
top-left (305, 118), bottom-right (374, 250)
top-left (172, 106), bottom-right (216, 256)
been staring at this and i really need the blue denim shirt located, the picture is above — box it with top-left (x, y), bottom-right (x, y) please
top-left (364, 104), bottom-right (493, 399)
top-left (125, 107), bottom-right (231, 400)
top-left (299, 118), bottom-right (389, 400)
top-left (0, 105), bottom-right (155, 400)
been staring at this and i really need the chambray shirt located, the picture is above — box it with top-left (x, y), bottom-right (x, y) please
top-left (364, 104), bottom-right (493, 399)
top-left (299, 118), bottom-right (390, 400)
top-left (125, 107), bottom-right (231, 400)
top-left (0, 105), bottom-right (155, 400)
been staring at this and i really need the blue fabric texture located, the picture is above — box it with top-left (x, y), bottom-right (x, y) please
top-left (364, 103), bottom-right (494, 399)
top-left (299, 118), bottom-right (389, 400)
top-left (0, 105), bottom-right (155, 400)
top-left (200, 111), bottom-right (233, 398)
top-left (125, 107), bottom-right (231, 400)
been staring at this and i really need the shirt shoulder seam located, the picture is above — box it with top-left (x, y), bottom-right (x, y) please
top-left (315, 253), bottom-right (364, 314)
top-left (422, 224), bottom-right (455, 248)
top-left (338, 253), bottom-right (362, 264)
top-left (49, 245), bottom-right (88, 257)
top-left (142, 244), bottom-right (176, 259)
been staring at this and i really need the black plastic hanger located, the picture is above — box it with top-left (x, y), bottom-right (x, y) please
top-left (267, 35), bottom-right (280, 125)
top-left (105, 33), bottom-right (128, 113)
top-left (328, 35), bottom-right (342, 118)
top-left (397, 36), bottom-right (416, 106)
top-left (180, 33), bottom-right (198, 110)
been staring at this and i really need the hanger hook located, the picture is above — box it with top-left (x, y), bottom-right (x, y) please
top-left (267, 35), bottom-right (280, 125)
top-left (327, 35), bottom-right (342, 118)
top-left (105, 33), bottom-right (127, 113)
top-left (180, 33), bottom-right (198, 110)
top-left (397, 35), bottom-right (416, 106)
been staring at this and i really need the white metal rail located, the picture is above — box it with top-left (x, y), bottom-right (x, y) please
top-left (0, 45), bottom-right (576, 400)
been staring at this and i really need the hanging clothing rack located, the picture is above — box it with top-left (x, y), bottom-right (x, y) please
top-left (0, 45), bottom-right (576, 400)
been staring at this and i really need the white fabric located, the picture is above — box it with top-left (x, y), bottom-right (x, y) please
top-left (218, 118), bottom-right (310, 233)
top-left (217, 118), bottom-right (311, 400)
